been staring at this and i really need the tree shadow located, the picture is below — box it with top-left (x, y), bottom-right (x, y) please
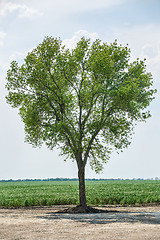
top-left (37, 210), bottom-right (160, 225)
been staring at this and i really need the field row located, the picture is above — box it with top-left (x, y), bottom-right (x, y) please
top-left (0, 180), bottom-right (160, 208)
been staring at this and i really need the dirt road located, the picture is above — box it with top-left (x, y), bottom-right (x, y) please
top-left (0, 205), bottom-right (160, 240)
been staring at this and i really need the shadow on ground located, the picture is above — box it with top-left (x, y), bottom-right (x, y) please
top-left (37, 210), bottom-right (160, 225)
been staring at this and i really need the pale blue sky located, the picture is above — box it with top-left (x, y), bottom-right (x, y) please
top-left (0, 0), bottom-right (160, 180)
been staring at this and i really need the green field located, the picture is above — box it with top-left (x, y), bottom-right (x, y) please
top-left (0, 180), bottom-right (160, 208)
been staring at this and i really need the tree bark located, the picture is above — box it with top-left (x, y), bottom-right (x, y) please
top-left (78, 167), bottom-right (87, 209)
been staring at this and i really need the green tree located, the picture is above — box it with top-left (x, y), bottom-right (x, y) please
top-left (6, 37), bottom-right (156, 212)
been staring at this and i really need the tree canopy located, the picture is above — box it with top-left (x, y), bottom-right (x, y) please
top-left (6, 36), bottom-right (156, 211)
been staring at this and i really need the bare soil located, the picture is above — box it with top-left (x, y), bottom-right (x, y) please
top-left (0, 205), bottom-right (160, 240)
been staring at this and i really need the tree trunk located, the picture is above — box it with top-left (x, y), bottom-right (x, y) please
top-left (78, 167), bottom-right (87, 209)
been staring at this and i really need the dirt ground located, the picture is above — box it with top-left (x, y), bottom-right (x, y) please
top-left (0, 205), bottom-right (160, 240)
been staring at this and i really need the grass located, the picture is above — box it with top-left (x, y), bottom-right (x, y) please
top-left (0, 180), bottom-right (160, 208)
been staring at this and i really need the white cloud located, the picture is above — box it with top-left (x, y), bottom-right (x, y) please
top-left (10, 51), bottom-right (26, 61)
top-left (0, 31), bottom-right (6, 39)
top-left (10, 48), bottom-right (33, 62)
top-left (79, 0), bottom-right (127, 11)
top-left (142, 44), bottom-right (157, 59)
top-left (48, 0), bottom-right (127, 13)
top-left (0, 31), bottom-right (6, 47)
top-left (63, 30), bottom-right (99, 49)
top-left (109, 24), bottom-right (160, 83)
top-left (9, 30), bottom-right (99, 62)
top-left (140, 43), bottom-right (160, 82)
top-left (0, 0), bottom-right (43, 18)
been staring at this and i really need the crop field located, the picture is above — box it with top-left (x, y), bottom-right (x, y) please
top-left (0, 180), bottom-right (160, 208)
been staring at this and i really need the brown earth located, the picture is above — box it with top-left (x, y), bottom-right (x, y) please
top-left (0, 205), bottom-right (160, 240)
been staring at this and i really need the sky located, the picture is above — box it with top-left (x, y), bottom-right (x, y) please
top-left (0, 0), bottom-right (160, 180)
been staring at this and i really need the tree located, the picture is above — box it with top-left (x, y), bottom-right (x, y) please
top-left (6, 37), bottom-right (156, 212)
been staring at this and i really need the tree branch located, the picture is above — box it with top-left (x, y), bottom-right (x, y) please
top-left (81, 92), bottom-right (99, 129)
top-left (83, 127), bottom-right (101, 167)
top-left (63, 68), bottom-right (79, 96)
top-left (83, 97), bottom-right (115, 167)
top-left (47, 68), bottom-right (62, 93)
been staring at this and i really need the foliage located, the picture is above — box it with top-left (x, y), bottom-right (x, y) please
top-left (0, 180), bottom-right (160, 208)
top-left (6, 37), bottom-right (156, 173)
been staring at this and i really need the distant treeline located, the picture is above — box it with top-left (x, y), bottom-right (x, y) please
top-left (0, 177), bottom-right (159, 182)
